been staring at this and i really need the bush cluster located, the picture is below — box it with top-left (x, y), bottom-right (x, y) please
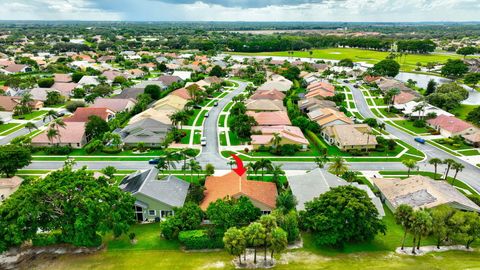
top-left (178, 230), bottom-right (224, 250)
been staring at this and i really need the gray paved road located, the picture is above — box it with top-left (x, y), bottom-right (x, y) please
top-left (348, 82), bottom-right (480, 191)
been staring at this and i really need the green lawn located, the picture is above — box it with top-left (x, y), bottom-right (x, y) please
top-left (223, 102), bottom-right (233, 112)
top-left (393, 120), bottom-right (431, 134)
top-left (13, 110), bottom-right (47, 120)
top-left (373, 97), bottom-right (385, 106)
top-left (187, 109), bottom-right (201, 126)
top-left (219, 132), bottom-right (227, 146)
top-left (431, 138), bottom-right (474, 151)
top-left (377, 108), bottom-right (399, 118)
top-left (451, 104), bottom-right (477, 121)
top-left (105, 223), bottom-right (180, 251)
top-left (218, 115), bottom-right (226, 127)
top-left (228, 131), bottom-right (248, 146)
top-left (180, 130), bottom-right (191, 144)
top-left (194, 110), bottom-right (208, 127)
top-left (230, 48), bottom-right (470, 72)
top-left (0, 123), bottom-right (21, 135)
top-left (458, 149), bottom-right (479, 156)
top-left (193, 131), bottom-right (202, 145)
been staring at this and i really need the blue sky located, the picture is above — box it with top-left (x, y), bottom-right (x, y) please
top-left (0, 0), bottom-right (479, 21)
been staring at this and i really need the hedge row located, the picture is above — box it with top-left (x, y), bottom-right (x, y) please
top-left (305, 130), bottom-right (327, 150)
top-left (178, 230), bottom-right (224, 250)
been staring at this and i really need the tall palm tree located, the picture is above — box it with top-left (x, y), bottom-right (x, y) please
top-left (386, 88), bottom-right (401, 112)
top-left (19, 93), bottom-right (33, 115)
top-left (270, 133), bottom-right (282, 152)
top-left (46, 127), bottom-right (59, 145)
top-left (443, 158), bottom-right (456, 180)
top-left (257, 159), bottom-right (273, 181)
top-left (188, 158), bottom-right (201, 182)
top-left (24, 122), bottom-right (37, 133)
top-left (428, 158), bottom-right (442, 179)
top-left (164, 150), bottom-right (179, 172)
top-left (402, 159), bottom-right (418, 177)
top-left (271, 164), bottom-right (285, 190)
top-left (328, 157), bottom-right (349, 176)
top-left (227, 160), bottom-right (236, 169)
top-left (451, 162), bottom-right (465, 187)
top-left (43, 109), bottom-right (58, 123)
top-left (394, 204), bottom-right (414, 251)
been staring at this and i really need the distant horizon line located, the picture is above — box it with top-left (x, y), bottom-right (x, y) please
top-left (0, 20), bottom-right (479, 24)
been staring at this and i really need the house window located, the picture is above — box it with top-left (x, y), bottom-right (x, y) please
top-left (161, 210), bottom-right (173, 218)
top-left (261, 211), bottom-right (271, 215)
top-left (148, 210), bottom-right (156, 216)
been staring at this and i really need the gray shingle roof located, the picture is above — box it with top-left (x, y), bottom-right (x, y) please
top-left (288, 168), bottom-right (385, 216)
top-left (120, 168), bottom-right (190, 208)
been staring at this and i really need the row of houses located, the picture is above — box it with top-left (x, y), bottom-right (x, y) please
top-left (117, 166), bottom-right (480, 223)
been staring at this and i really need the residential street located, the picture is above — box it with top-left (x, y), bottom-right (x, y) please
top-left (24, 81), bottom-right (480, 193)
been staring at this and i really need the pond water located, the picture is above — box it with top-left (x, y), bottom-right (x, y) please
top-left (395, 72), bottom-right (480, 105)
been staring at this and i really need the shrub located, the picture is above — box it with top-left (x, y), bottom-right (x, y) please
top-left (306, 130), bottom-right (327, 150)
top-left (32, 231), bottom-right (62, 246)
top-left (178, 230), bottom-right (224, 250)
top-left (279, 144), bottom-right (300, 156)
top-left (85, 139), bottom-right (102, 154)
top-left (129, 232), bottom-right (136, 241)
top-left (101, 146), bottom-right (122, 154)
top-left (413, 119), bottom-right (426, 128)
top-left (44, 145), bottom-right (72, 155)
top-left (65, 100), bottom-right (85, 113)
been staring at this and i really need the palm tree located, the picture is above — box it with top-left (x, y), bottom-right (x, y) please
top-left (314, 154), bottom-right (329, 169)
top-left (328, 157), bottom-right (349, 176)
top-left (19, 93), bottom-right (33, 115)
top-left (46, 127), bottom-right (59, 145)
top-left (179, 148), bottom-right (195, 176)
top-left (271, 164), bottom-right (285, 190)
top-left (428, 158), bottom-right (442, 179)
top-left (256, 159), bottom-right (273, 181)
top-left (270, 133), bottom-right (282, 152)
top-left (227, 160), bottom-right (236, 169)
top-left (402, 159), bottom-right (418, 177)
top-left (443, 158), bottom-right (456, 180)
top-left (43, 109), bottom-right (58, 123)
top-left (163, 150), bottom-right (179, 172)
top-left (451, 162), bottom-right (465, 187)
top-left (24, 122), bottom-right (37, 133)
top-left (188, 158), bottom-right (201, 182)
top-left (394, 204), bottom-right (414, 251)
top-left (386, 88), bottom-right (401, 112)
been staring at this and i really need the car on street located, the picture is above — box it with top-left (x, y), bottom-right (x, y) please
top-left (148, 158), bottom-right (160, 165)
top-left (205, 112), bottom-right (209, 117)
top-left (201, 137), bottom-right (207, 146)
top-left (353, 84), bottom-right (359, 88)
top-left (214, 102), bottom-right (218, 106)
top-left (414, 137), bottom-right (426, 144)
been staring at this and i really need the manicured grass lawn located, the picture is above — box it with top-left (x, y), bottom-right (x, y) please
top-left (396, 140), bottom-right (425, 158)
top-left (373, 97), bottom-right (385, 106)
top-left (105, 223), bottom-right (180, 251)
top-left (451, 104), bottom-right (477, 121)
top-left (348, 101), bottom-right (355, 108)
top-left (377, 108), bottom-right (399, 118)
top-left (187, 109), bottom-right (201, 126)
top-left (194, 110), bottom-right (208, 126)
top-left (427, 140), bottom-right (461, 156)
top-left (0, 123), bottom-right (21, 135)
top-left (230, 48), bottom-right (469, 72)
top-left (193, 131), bottom-right (202, 144)
top-left (352, 111), bottom-right (364, 120)
top-left (458, 149), bottom-right (479, 156)
top-left (218, 115), bottom-right (226, 127)
top-left (219, 132), bottom-right (227, 146)
top-left (223, 102), bottom-right (233, 112)
top-left (393, 120), bottom-right (431, 134)
top-left (13, 110), bottom-right (47, 120)
top-left (180, 129), bottom-right (191, 144)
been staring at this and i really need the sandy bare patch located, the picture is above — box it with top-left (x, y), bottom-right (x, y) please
top-left (199, 261), bottom-right (226, 269)
top-left (278, 251), bottom-right (332, 265)
top-left (395, 245), bottom-right (474, 256)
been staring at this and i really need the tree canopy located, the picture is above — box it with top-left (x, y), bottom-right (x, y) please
top-left (0, 145), bottom-right (32, 177)
top-left (300, 186), bottom-right (385, 247)
top-left (372, 59), bottom-right (400, 77)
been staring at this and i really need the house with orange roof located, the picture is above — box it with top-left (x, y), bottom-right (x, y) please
top-left (307, 108), bottom-right (353, 127)
top-left (170, 87), bottom-right (191, 100)
top-left (51, 82), bottom-right (78, 97)
top-left (64, 107), bottom-right (115, 123)
top-left (251, 125), bottom-right (309, 150)
top-left (31, 122), bottom-right (87, 149)
top-left (200, 171), bottom-right (278, 213)
top-left (427, 115), bottom-right (477, 137)
top-left (0, 176), bottom-right (23, 203)
top-left (90, 98), bottom-right (136, 112)
top-left (394, 91), bottom-right (417, 105)
top-left (363, 75), bottom-right (381, 84)
top-left (247, 111), bottom-right (291, 126)
top-left (307, 81), bottom-right (335, 92)
top-left (127, 69), bottom-right (146, 78)
top-left (54, 73), bottom-right (72, 83)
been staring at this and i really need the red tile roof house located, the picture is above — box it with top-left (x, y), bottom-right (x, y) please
top-left (102, 70), bottom-right (130, 82)
top-left (200, 171), bottom-right (278, 213)
top-left (64, 107), bottom-right (115, 123)
top-left (31, 122), bottom-right (87, 149)
top-left (90, 98), bottom-right (136, 113)
top-left (393, 91), bottom-right (417, 105)
top-left (250, 89), bottom-right (286, 101)
top-left (51, 82), bottom-right (78, 97)
top-left (305, 81), bottom-right (336, 99)
top-left (247, 111), bottom-right (292, 126)
top-left (0, 96), bottom-right (43, 112)
top-left (170, 88), bottom-right (192, 100)
top-left (1, 64), bottom-right (31, 74)
top-left (427, 115), bottom-right (478, 137)
top-left (251, 125), bottom-right (309, 150)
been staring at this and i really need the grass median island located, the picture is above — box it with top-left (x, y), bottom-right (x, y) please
top-left (194, 110), bottom-right (208, 126)
top-left (219, 132), bottom-right (227, 146)
top-left (187, 109), bottom-right (201, 125)
top-left (13, 110), bottom-right (47, 120)
top-left (218, 115), bottom-right (226, 127)
top-left (458, 149), bottom-right (479, 156)
top-left (0, 123), bottom-right (21, 135)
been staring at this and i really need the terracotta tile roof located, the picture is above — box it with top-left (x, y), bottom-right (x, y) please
top-left (251, 125), bottom-right (308, 145)
top-left (4, 64), bottom-right (28, 73)
top-left (394, 91), bottom-right (417, 105)
top-left (90, 98), bottom-right (135, 112)
top-left (157, 75), bottom-right (182, 86)
top-left (0, 96), bottom-right (19, 111)
top-left (246, 99), bottom-right (285, 111)
top-left (54, 73), bottom-right (72, 83)
top-left (170, 88), bottom-right (191, 100)
top-left (64, 107), bottom-right (114, 122)
top-left (32, 122), bottom-right (86, 144)
top-left (363, 75), bottom-right (381, 83)
top-left (308, 108), bottom-right (353, 126)
top-left (307, 81), bottom-right (335, 92)
top-left (51, 82), bottom-right (78, 96)
top-left (102, 70), bottom-right (129, 81)
top-left (247, 111), bottom-right (291, 126)
top-left (200, 171), bottom-right (278, 210)
top-left (250, 89), bottom-right (285, 101)
top-left (427, 115), bottom-right (474, 133)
